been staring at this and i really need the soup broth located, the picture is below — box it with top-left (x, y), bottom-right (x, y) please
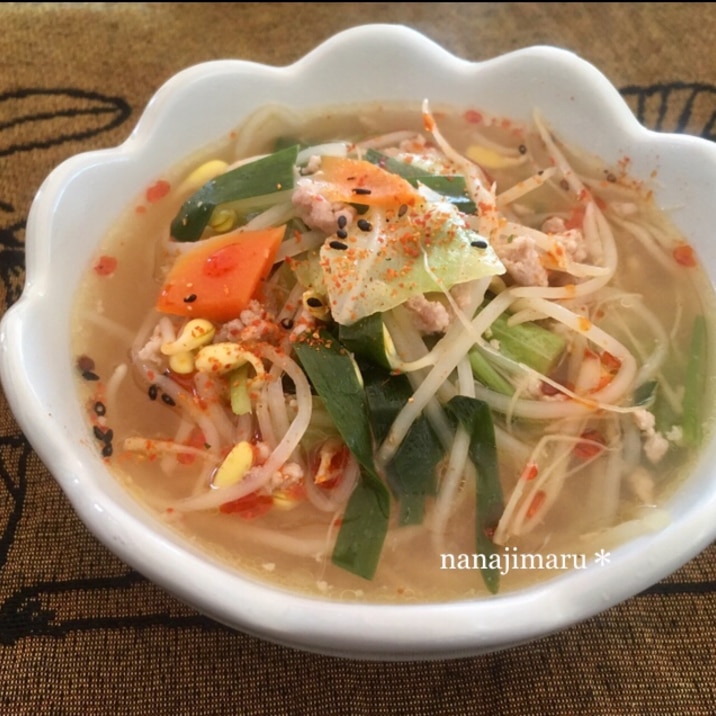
top-left (71, 102), bottom-right (716, 602)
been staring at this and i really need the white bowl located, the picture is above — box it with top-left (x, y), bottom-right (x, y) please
top-left (3, 24), bottom-right (716, 660)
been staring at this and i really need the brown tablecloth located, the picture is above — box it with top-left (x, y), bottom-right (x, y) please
top-left (1, 3), bottom-right (715, 714)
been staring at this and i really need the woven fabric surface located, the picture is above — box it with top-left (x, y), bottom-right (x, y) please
top-left (1, 3), bottom-right (715, 715)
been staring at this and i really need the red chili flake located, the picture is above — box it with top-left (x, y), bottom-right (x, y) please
top-left (177, 427), bottom-right (207, 465)
top-left (279, 481), bottom-right (307, 502)
top-left (574, 429), bottom-right (606, 460)
top-left (564, 205), bottom-right (586, 230)
top-left (673, 244), bottom-right (697, 267)
top-left (600, 351), bottom-right (621, 373)
top-left (541, 381), bottom-right (561, 396)
top-left (135, 205), bottom-right (147, 215)
top-left (145, 179), bottom-right (171, 203)
top-left (166, 369), bottom-right (197, 394)
top-left (219, 492), bottom-right (273, 519)
top-left (526, 490), bottom-right (546, 519)
top-left (93, 255), bottom-right (117, 277)
top-left (520, 463), bottom-right (539, 481)
top-left (203, 245), bottom-right (238, 277)
top-left (464, 109), bottom-right (483, 124)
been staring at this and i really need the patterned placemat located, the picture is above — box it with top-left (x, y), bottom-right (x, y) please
top-left (1, 4), bottom-right (714, 714)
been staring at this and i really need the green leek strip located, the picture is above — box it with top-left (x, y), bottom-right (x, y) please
top-left (682, 314), bottom-right (707, 447)
top-left (446, 396), bottom-right (504, 595)
top-left (361, 362), bottom-right (442, 525)
top-left (468, 348), bottom-right (514, 395)
top-left (486, 312), bottom-right (566, 376)
top-left (329, 471), bottom-right (389, 580)
top-left (364, 148), bottom-right (476, 213)
top-left (338, 312), bottom-right (391, 370)
top-left (170, 144), bottom-right (299, 242)
top-left (294, 331), bottom-right (389, 580)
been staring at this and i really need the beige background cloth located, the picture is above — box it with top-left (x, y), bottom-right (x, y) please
top-left (1, 3), bottom-right (715, 714)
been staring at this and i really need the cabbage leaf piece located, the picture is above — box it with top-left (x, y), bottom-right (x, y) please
top-left (318, 199), bottom-right (504, 325)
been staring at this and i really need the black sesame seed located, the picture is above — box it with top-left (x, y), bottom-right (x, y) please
top-left (101, 443), bottom-right (113, 458)
top-left (93, 401), bottom-right (106, 416)
top-left (306, 296), bottom-right (323, 308)
top-left (183, 293), bottom-right (197, 303)
top-left (336, 229), bottom-right (348, 240)
top-left (606, 172), bottom-right (617, 183)
top-left (103, 428), bottom-right (114, 443)
top-left (352, 187), bottom-right (372, 195)
top-left (82, 370), bottom-right (100, 381)
top-left (77, 355), bottom-right (95, 372)
top-left (93, 425), bottom-right (107, 441)
top-left (337, 215), bottom-right (347, 229)
top-left (280, 318), bottom-right (294, 330)
top-left (398, 204), bottom-right (408, 217)
top-left (329, 240), bottom-right (348, 251)
top-left (471, 240), bottom-right (488, 249)
top-left (148, 384), bottom-right (159, 401)
top-left (559, 178), bottom-right (570, 191)
top-left (161, 393), bottom-right (176, 407)
top-left (357, 219), bottom-right (372, 232)
top-left (518, 144), bottom-right (527, 155)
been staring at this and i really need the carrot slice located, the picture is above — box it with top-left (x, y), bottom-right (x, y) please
top-left (156, 225), bottom-right (285, 322)
top-left (314, 156), bottom-right (421, 208)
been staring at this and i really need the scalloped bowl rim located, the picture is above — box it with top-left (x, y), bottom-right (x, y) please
top-left (3, 24), bottom-right (716, 660)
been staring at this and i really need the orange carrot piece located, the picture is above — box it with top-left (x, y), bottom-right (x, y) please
top-left (314, 156), bottom-right (421, 208)
top-left (156, 225), bottom-right (285, 323)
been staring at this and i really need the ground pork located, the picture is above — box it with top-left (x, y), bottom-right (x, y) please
top-left (632, 408), bottom-right (670, 464)
top-left (405, 294), bottom-right (451, 334)
top-left (292, 180), bottom-right (355, 234)
top-left (541, 216), bottom-right (588, 263)
top-left (493, 234), bottom-right (549, 287)
top-left (215, 300), bottom-right (280, 344)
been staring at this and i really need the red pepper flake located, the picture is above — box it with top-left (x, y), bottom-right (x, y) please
top-left (600, 351), bottom-right (621, 373)
top-left (520, 462), bottom-right (539, 481)
top-left (146, 179), bottom-right (171, 203)
top-left (135, 205), bottom-right (147, 215)
top-left (574, 429), bottom-right (605, 460)
top-left (564, 205), bottom-right (586, 230)
top-left (526, 490), bottom-right (546, 519)
top-left (93, 255), bottom-right (117, 277)
top-left (673, 243), bottom-right (697, 267)
top-left (540, 381), bottom-right (561, 396)
top-left (177, 427), bottom-right (207, 465)
top-left (219, 492), bottom-right (273, 519)
top-left (464, 109), bottom-right (483, 124)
